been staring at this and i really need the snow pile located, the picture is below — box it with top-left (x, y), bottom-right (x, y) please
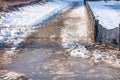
top-left (88, 1), bottom-right (120, 29)
top-left (68, 44), bottom-right (120, 69)
top-left (92, 50), bottom-right (120, 69)
top-left (0, 26), bottom-right (29, 48)
top-left (1, 72), bottom-right (31, 80)
top-left (0, 1), bottom-right (70, 27)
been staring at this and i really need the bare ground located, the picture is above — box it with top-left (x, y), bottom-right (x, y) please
top-left (0, 0), bottom-right (45, 12)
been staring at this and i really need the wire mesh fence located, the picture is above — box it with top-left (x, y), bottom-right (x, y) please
top-left (94, 20), bottom-right (120, 50)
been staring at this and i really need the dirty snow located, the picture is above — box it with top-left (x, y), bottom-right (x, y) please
top-left (88, 1), bottom-right (120, 29)
top-left (0, 0), bottom-right (72, 47)
top-left (1, 72), bottom-right (31, 80)
top-left (61, 6), bottom-right (87, 48)
top-left (68, 44), bottom-right (120, 69)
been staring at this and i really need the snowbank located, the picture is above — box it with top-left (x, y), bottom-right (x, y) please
top-left (0, 1), bottom-right (70, 27)
top-left (0, 0), bottom-right (85, 48)
top-left (88, 1), bottom-right (120, 29)
top-left (0, 0), bottom-right (72, 47)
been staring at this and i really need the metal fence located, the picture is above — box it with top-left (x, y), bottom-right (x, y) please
top-left (94, 20), bottom-right (120, 50)
top-left (84, 0), bottom-right (120, 50)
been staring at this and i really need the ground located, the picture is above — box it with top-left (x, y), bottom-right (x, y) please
top-left (0, 5), bottom-right (120, 80)
top-left (0, 0), bottom-right (120, 80)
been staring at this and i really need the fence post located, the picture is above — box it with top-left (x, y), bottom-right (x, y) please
top-left (84, 0), bottom-right (86, 6)
top-left (94, 19), bottom-right (99, 44)
top-left (118, 24), bottom-right (120, 51)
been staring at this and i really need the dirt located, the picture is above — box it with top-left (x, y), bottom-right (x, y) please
top-left (0, 0), bottom-right (45, 12)
top-left (86, 44), bottom-right (120, 55)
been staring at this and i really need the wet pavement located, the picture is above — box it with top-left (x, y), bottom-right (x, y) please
top-left (1, 7), bottom-right (120, 80)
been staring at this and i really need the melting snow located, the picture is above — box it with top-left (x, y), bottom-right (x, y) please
top-left (0, 0), bottom-right (72, 46)
top-left (61, 6), bottom-right (87, 48)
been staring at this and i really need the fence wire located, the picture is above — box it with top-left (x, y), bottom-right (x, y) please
top-left (95, 20), bottom-right (120, 49)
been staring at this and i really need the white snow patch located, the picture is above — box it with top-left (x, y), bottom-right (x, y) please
top-left (68, 6), bottom-right (85, 18)
top-left (88, 1), bottom-right (120, 29)
top-left (61, 6), bottom-right (87, 48)
top-left (0, 1), bottom-right (70, 26)
top-left (3, 72), bottom-right (31, 80)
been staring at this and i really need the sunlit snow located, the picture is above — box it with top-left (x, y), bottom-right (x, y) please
top-left (0, 1), bottom-right (70, 27)
top-left (88, 1), bottom-right (120, 29)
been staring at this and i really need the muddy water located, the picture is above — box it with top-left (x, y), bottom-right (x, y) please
top-left (3, 8), bottom-right (120, 80)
